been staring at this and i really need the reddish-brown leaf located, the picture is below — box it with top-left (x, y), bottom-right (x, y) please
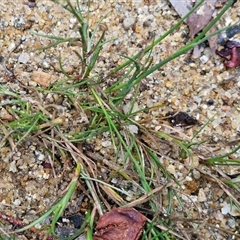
top-left (216, 40), bottom-right (240, 68)
top-left (94, 207), bottom-right (146, 240)
top-left (187, 0), bottom-right (218, 39)
top-left (169, 1), bottom-right (226, 54)
top-left (206, 25), bottom-right (218, 55)
top-left (225, 47), bottom-right (240, 68)
top-left (168, 0), bottom-right (192, 21)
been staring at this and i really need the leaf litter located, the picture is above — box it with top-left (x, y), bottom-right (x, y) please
top-left (186, 0), bottom-right (218, 39)
top-left (169, 0), bottom-right (238, 58)
top-left (216, 40), bottom-right (240, 68)
top-left (0, 0), bottom-right (240, 239)
top-left (94, 208), bottom-right (146, 240)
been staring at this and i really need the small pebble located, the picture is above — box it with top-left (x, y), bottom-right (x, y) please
top-left (222, 203), bottom-right (240, 216)
top-left (185, 176), bottom-right (192, 181)
top-left (41, 61), bottom-right (50, 69)
top-left (207, 99), bottom-right (214, 105)
top-left (101, 141), bottom-right (112, 147)
top-left (111, 178), bottom-right (118, 184)
top-left (200, 55), bottom-right (209, 64)
top-left (192, 169), bottom-right (201, 180)
top-left (227, 218), bottom-right (236, 228)
top-left (13, 199), bottom-right (21, 206)
top-left (123, 17), bottom-right (136, 30)
top-left (31, 71), bottom-right (57, 87)
top-left (127, 124), bottom-right (139, 134)
top-left (167, 164), bottom-right (176, 175)
top-left (14, 17), bottom-right (25, 29)
top-left (9, 161), bottom-right (17, 173)
top-left (198, 188), bottom-right (207, 202)
top-left (123, 102), bottom-right (139, 114)
top-left (115, 3), bottom-right (122, 12)
top-left (0, 108), bottom-right (13, 121)
top-left (165, 80), bottom-right (174, 88)
top-left (214, 210), bottom-right (224, 221)
top-left (35, 152), bottom-right (45, 161)
top-left (18, 52), bottom-right (30, 64)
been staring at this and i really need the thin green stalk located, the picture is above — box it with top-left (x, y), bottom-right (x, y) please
top-left (191, 113), bottom-right (217, 141)
top-left (16, 113), bottom-right (42, 145)
top-left (90, 87), bottom-right (153, 193)
top-left (104, 0), bottom-right (206, 78)
top-left (81, 173), bottom-right (131, 196)
top-left (205, 146), bottom-right (240, 165)
top-left (113, 0), bottom-right (235, 105)
top-left (14, 163), bottom-right (81, 238)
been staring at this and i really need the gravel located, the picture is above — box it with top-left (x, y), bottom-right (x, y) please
top-left (122, 17), bottom-right (136, 30)
top-left (0, 0), bottom-right (240, 239)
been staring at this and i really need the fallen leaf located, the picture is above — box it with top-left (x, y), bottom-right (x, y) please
top-left (168, 0), bottom-right (192, 21)
top-left (187, 0), bottom-right (218, 39)
top-left (169, 0), bottom-right (229, 54)
top-left (216, 40), bottom-right (240, 68)
top-left (94, 207), bottom-right (146, 240)
top-left (206, 25), bottom-right (218, 55)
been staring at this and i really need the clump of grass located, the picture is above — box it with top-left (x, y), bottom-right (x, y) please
top-left (0, 85), bottom-right (63, 148)
top-left (1, 0), bottom-right (239, 239)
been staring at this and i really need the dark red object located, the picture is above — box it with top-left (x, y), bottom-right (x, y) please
top-left (225, 47), bottom-right (240, 68)
top-left (94, 207), bottom-right (146, 240)
top-left (41, 162), bottom-right (52, 169)
top-left (216, 40), bottom-right (240, 68)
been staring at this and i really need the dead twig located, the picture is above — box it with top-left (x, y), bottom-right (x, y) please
top-left (124, 182), bottom-right (173, 208)
top-left (0, 211), bottom-right (56, 240)
top-left (198, 168), bottom-right (240, 206)
top-left (3, 38), bottom-right (25, 76)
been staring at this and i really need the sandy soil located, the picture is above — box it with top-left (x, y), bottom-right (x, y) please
top-left (0, 0), bottom-right (239, 239)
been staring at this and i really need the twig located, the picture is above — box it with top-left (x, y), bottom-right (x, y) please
top-left (3, 38), bottom-right (25, 76)
top-left (0, 122), bottom-right (16, 150)
top-left (206, 223), bottom-right (240, 238)
top-left (155, 221), bottom-right (186, 240)
top-left (198, 168), bottom-right (240, 206)
top-left (0, 211), bottom-right (56, 240)
top-left (124, 182), bottom-right (173, 208)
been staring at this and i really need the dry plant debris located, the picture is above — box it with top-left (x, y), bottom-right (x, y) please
top-left (165, 111), bottom-right (198, 127)
top-left (0, 0), bottom-right (239, 239)
top-left (186, 0), bottom-right (218, 38)
top-left (169, 0), bottom-right (231, 53)
top-left (216, 40), bottom-right (240, 68)
top-left (94, 208), bottom-right (146, 240)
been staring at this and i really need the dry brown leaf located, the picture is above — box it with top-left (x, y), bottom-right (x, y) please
top-left (94, 207), bottom-right (146, 240)
top-left (169, 0), bottom-right (221, 53)
top-left (166, 111), bottom-right (198, 127)
top-left (168, 0), bottom-right (192, 21)
top-left (99, 184), bottom-right (126, 205)
top-left (206, 25), bottom-right (218, 54)
top-left (187, 0), bottom-right (218, 39)
top-left (216, 40), bottom-right (240, 68)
